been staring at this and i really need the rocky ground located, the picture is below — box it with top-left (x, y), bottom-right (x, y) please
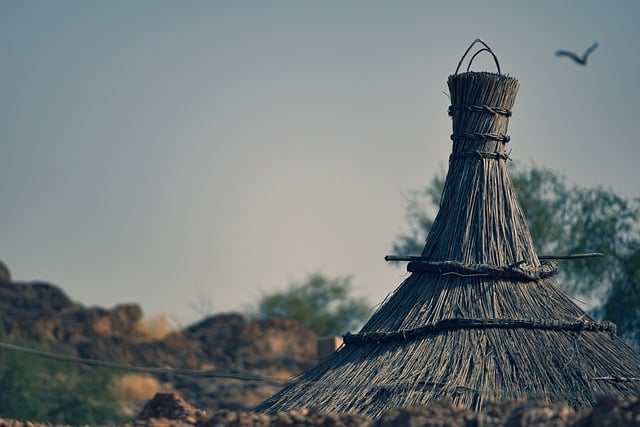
top-left (2, 392), bottom-right (640, 427)
top-left (0, 279), bottom-right (317, 410)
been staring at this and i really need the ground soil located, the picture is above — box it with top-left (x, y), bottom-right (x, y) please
top-left (3, 392), bottom-right (640, 427)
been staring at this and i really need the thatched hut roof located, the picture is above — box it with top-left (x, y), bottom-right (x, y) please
top-left (254, 40), bottom-right (640, 418)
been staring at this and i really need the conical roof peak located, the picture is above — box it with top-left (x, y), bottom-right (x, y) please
top-left (422, 70), bottom-right (535, 266)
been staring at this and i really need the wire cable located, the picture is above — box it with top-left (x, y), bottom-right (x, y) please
top-left (0, 340), bottom-right (288, 385)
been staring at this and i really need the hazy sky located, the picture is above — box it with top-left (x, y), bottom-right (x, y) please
top-left (2, 1), bottom-right (639, 326)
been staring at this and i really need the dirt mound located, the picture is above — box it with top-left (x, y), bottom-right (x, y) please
top-left (135, 393), bottom-right (206, 423)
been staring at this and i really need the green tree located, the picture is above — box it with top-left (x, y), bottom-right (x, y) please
top-left (0, 341), bottom-right (126, 425)
top-left (249, 273), bottom-right (371, 336)
top-left (392, 163), bottom-right (640, 346)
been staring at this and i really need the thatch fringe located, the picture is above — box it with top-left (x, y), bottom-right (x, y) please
top-left (422, 72), bottom-right (530, 266)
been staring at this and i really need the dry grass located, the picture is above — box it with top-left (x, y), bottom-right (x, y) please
top-left (111, 373), bottom-right (164, 418)
top-left (112, 373), bottom-right (162, 403)
top-left (134, 313), bottom-right (174, 341)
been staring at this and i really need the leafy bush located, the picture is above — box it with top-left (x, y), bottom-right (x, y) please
top-left (248, 272), bottom-right (371, 336)
top-left (0, 341), bottom-right (127, 425)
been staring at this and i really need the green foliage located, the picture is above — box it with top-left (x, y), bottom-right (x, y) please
top-left (249, 272), bottom-right (371, 336)
top-left (392, 163), bottom-right (640, 346)
top-left (0, 342), bottom-right (126, 425)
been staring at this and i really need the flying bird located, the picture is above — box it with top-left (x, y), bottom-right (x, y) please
top-left (555, 42), bottom-right (599, 66)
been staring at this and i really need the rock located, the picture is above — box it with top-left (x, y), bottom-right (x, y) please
top-left (135, 392), bottom-right (206, 422)
top-left (183, 313), bottom-right (317, 374)
top-left (0, 280), bottom-right (144, 342)
top-left (0, 281), bottom-right (76, 313)
top-left (176, 313), bottom-right (317, 411)
top-left (0, 280), bottom-right (79, 340)
top-left (374, 399), bottom-right (472, 427)
top-left (203, 409), bottom-right (273, 427)
top-left (500, 400), bottom-right (576, 427)
top-left (0, 260), bottom-right (11, 282)
top-left (575, 395), bottom-right (640, 427)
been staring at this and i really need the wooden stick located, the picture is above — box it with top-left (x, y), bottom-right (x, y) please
top-left (538, 252), bottom-right (605, 260)
top-left (385, 252), bottom-right (605, 262)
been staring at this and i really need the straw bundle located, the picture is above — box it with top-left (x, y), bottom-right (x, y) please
top-left (253, 42), bottom-right (640, 418)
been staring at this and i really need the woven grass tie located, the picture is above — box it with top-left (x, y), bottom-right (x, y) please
top-left (407, 260), bottom-right (558, 281)
top-left (343, 317), bottom-right (617, 346)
